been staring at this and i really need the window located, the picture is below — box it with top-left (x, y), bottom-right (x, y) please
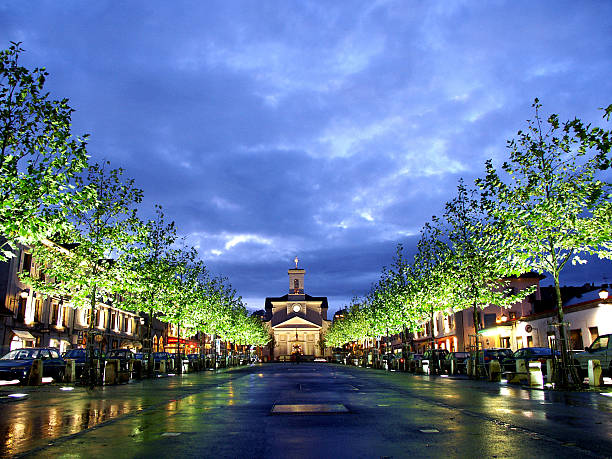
top-left (16, 297), bottom-right (26, 322)
top-left (501, 337), bottom-right (510, 348)
top-left (34, 299), bottom-right (44, 323)
top-left (82, 309), bottom-right (91, 326)
top-left (547, 332), bottom-right (556, 349)
top-left (516, 337), bottom-right (523, 349)
top-left (484, 314), bottom-right (496, 328)
top-left (526, 336), bottom-right (533, 347)
top-left (22, 253), bottom-right (32, 273)
top-left (50, 301), bottom-right (59, 325)
top-left (62, 307), bottom-right (70, 327)
top-left (589, 326), bottom-right (599, 344)
top-left (569, 329), bottom-right (584, 350)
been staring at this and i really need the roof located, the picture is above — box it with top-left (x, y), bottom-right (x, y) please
top-left (264, 293), bottom-right (328, 310)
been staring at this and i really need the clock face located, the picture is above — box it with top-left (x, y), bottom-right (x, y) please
top-left (292, 304), bottom-right (301, 313)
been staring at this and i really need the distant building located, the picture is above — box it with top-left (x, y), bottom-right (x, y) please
top-left (333, 308), bottom-right (347, 322)
top-left (262, 259), bottom-right (331, 360)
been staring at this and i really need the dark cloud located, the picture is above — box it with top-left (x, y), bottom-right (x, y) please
top-left (1, 1), bottom-right (611, 315)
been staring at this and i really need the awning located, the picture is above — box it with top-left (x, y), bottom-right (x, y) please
top-left (12, 329), bottom-right (36, 340)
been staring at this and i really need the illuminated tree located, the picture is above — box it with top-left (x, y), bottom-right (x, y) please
top-left (120, 205), bottom-right (178, 363)
top-left (477, 99), bottom-right (612, 386)
top-left (0, 42), bottom-right (88, 260)
top-left (441, 180), bottom-right (531, 375)
top-left (23, 162), bottom-right (142, 385)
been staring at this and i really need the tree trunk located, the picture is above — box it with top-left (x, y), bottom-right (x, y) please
top-left (430, 310), bottom-right (436, 375)
top-left (472, 304), bottom-right (480, 379)
top-left (88, 285), bottom-right (97, 388)
top-left (553, 275), bottom-right (578, 387)
top-left (212, 333), bottom-right (217, 370)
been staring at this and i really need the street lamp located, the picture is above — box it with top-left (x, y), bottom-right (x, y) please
top-left (599, 288), bottom-right (609, 300)
top-left (19, 290), bottom-right (29, 299)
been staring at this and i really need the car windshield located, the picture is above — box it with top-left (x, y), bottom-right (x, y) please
top-left (529, 348), bottom-right (552, 356)
top-left (591, 336), bottom-right (609, 350)
top-left (491, 350), bottom-right (512, 358)
top-left (1, 349), bottom-right (40, 360)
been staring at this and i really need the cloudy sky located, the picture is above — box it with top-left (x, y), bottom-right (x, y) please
top-left (1, 1), bottom-right (611, 314)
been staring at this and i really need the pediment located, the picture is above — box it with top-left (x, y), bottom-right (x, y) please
top-left (272, 315), bottom-right (321, 329)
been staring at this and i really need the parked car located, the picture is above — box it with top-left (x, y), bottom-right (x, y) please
top-left (106, 349), bottom-right (136, 372)
top-left (501, 347), bottom-right (559, 376)
top-left (475, 348), bottom-right (514, 364)
top-left (573, 334), bottom-right (611, 377)
top-left (422, 349), bottom-right (449, 372)
top-left (186, 353), bottom-right (202, 370)
top-left (62, 348), bottom-right (102, 378)
top-left (152, 352), bottom-right (172, 371)
top-left (442, 351), bottom-right (470, 375)
top-left (0, 348), bottom-right (65, 384)
top-left (407, 353), bottom-right (424, 372)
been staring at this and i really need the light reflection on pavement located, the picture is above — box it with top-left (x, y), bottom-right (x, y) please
top-left (0, 364), bottom-right (611, 458)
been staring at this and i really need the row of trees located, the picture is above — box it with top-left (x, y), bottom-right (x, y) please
top-left (326, 99), bottom-right (612, 387)
top-left (0, 43), bottom-right (269, 360)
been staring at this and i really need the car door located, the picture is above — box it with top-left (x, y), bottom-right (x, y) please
top-left (590, 336), bottom-right (610, 368)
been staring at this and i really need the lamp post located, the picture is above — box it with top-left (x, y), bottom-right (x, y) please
top-left (598, 288), bottom-right (609, 300)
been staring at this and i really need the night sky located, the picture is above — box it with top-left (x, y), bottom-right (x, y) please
top-left (1, 1), bottom-right (611, 314)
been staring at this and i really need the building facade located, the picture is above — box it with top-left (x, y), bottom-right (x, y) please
top-left (262, 262), bottom-right (331, 360)
top-left (0, 243), bottom-right (167, 355)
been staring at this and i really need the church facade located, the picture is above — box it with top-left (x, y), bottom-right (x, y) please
top-left (262, 261), bottom-right (331, 360)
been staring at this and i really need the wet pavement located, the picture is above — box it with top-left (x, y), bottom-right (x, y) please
top-left (1, 363), bottom-right (611, 458)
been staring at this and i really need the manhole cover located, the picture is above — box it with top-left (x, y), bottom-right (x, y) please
top-left (271, 403), bottom-right (349, 414)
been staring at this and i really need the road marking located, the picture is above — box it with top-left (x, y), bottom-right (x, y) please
top-left (271, 403), bottom-right (349, 414)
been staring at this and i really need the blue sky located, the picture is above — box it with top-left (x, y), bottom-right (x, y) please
top-left (1, 1), bottom-right (611, 314)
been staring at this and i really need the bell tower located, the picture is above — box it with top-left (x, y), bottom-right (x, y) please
top-left (288, 256), bottom-right (305, 298)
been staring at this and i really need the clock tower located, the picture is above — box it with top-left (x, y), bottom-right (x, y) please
top-left (262, 258), bottom-right (330, 360)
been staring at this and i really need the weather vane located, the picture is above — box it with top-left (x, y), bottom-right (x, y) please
top-left (294, 256), bottom-right (299, 268)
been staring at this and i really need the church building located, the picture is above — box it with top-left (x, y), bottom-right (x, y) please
top-left (263, 258), bottom-right (331, 360)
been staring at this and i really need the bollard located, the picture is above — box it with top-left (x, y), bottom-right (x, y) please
top-left (422, 359), bottom-right (430, 375)
top-left (489, 360), bottom-right (501, 382)
top-left (450, 359), bottom-right (456, 375)
top-left (528, 361), bottom-right (543, 387)
top-left (588, 360), bottom-right (602, 387)
top-left (135, 359), bottom-right (143, 379)
top-left (160, 360), bottom-right (166, 374)
top-left (123, 360), bottom-right (133, 383)
top-left (104, 359), bottom-right (119, 385)
top-left (65, 359), bottom-right (76, 383)
top-left (28, 359), bottom-right (43, 385)
top-left (467, 359), bottom-right (473, 377)
top-left (507, 359), bottom-right (528, 384)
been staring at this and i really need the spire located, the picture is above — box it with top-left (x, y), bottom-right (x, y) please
top-left (294, 256), bottom-right (299, 269)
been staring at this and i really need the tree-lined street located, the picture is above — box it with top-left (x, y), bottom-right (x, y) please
top-left (2, 363), bottom-right (611, 458)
